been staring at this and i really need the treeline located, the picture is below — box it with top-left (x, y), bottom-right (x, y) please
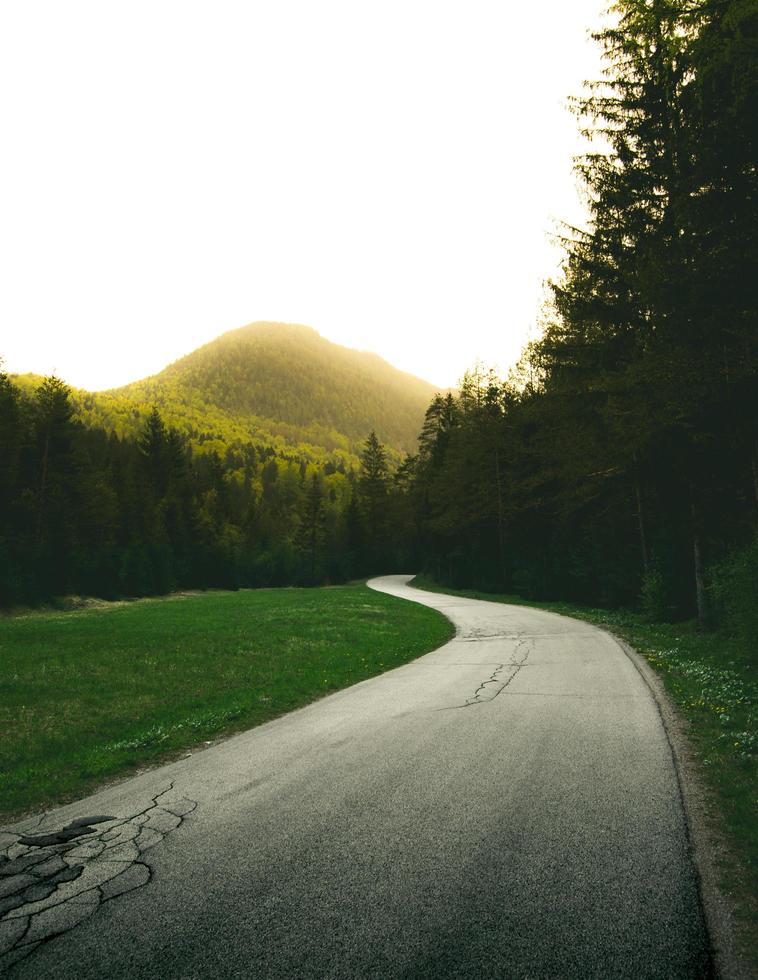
top-left (10, 320), bottom-right (436, 470)
top-left (11, 371), bottom-right (358, 468)
top-left (396, 0), bottom-right (757, 641)
top-left (0, 371), bottom-right (402, 605)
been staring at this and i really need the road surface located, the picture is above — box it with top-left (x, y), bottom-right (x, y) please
top-left (1, 575), bottom-right (712, 978)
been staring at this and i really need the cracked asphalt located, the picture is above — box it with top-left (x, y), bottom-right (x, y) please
top-left (1, 575), bottom-right (712, 978)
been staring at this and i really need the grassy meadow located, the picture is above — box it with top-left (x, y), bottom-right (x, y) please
top-left (412, 575), bottom-right (757, 966)
top-left (0, 584), bottom-right (453, 822)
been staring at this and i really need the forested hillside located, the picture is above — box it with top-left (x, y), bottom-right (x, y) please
top-left (12, 323), bottom-right (437, 465)
top-left (119, 322), bottom-right (438, 455)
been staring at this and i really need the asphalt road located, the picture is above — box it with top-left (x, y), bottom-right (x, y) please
top-left (1, 575), bottom-right (712, 978)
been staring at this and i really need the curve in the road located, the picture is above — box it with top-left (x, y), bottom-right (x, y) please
top-left (1, 575), bottom-right (713, 978)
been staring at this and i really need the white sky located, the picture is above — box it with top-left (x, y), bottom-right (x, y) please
top-left (1, 1), bottom-right (607, 392)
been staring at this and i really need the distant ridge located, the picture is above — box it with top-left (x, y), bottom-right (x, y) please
top-left (10, 322), bottom-right (440, 462)
top-left (112, 322), bottom-right (438, 456)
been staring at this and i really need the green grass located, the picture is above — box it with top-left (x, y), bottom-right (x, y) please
top-left (412, 574), bottom-right (757, 966)
top-left (0, 584), bottom-right (453, 822)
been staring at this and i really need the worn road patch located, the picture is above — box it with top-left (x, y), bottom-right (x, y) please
top-left (0, 784), bottom-right (195, 971)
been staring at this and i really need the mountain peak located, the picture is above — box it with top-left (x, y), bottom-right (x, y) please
top-left (114, 321), bottom-right (438, 456)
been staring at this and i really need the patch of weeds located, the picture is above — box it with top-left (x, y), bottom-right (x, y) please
top-left (104, 706), bottom-right (247, 753)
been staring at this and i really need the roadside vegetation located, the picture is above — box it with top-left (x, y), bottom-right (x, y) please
top-left (413, 574), bottom-right (757, 966)
top-left (0, 584), bottom-right (453, 823)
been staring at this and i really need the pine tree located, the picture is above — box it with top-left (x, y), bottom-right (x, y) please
top-left (358, 431), bottom-right (389, 571)
top-left (297, 473), bottom-right (326, 584)
top-left (0, 365), bottom-right (21, 521)
top-left (33, 375), bottom-right (75, 550)
top-left (0, 366), bottom-right (22, 603)
top-left (138, 407), bottom-right (170, 497)
top-left (358, 431), bottom-right (388, 517)
top-left (542, 0), bottom-right (719, 621)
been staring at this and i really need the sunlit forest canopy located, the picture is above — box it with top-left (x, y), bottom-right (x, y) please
top-left (10, 322), bottom-right (440, 466)
top-left (128, 322), bottom-right (439, 453)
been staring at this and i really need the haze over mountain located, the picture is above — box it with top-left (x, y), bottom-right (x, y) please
top-left (14, 323), bottom-right (441, 461)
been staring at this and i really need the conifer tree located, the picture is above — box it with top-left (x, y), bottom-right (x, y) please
top-left (0, 365), bottom-right (21, 519)
top-left (542, 0), bottom-right (720, 621)
top-left (358, 431), bottom-right (389, 571)
top-left (33, 375), bottom-right (75, 549)
top-left (138, 407), bottom-right (170, 497)
top-left (297, 473), bottom-right (326, 584)
top-left (0, 366), bottom-right (22, 603)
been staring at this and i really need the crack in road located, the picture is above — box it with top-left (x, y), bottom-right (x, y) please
top-left (0, 784), bottom-right (197, 972)
top-left (446, 637), bottom-right (533, 709)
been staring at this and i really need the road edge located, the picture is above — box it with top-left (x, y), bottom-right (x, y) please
top-left (407, 577), bottom-right (752, 979)
top-left (612, 634), bottom-right (752, 980)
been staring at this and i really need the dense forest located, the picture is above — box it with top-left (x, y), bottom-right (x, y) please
top-left (398, 0), bottom-right (757, 645)
top-left (1, 0), bottom-right (755, 653)
top-left (0, 372), bottom-right (395, 601)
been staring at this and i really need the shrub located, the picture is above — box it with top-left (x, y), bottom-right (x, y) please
top-left (709, 536), bottom-right (758, 661)
top-left (640, 562), bottom-right (669, 622)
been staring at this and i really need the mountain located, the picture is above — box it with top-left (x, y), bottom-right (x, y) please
top-left (15, 323), bottom-right (441, 463)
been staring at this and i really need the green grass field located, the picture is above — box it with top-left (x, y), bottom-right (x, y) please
top-left (412, 574), bottom-right (757, 967)
top-left (0, 584), bottom-right (453, 822)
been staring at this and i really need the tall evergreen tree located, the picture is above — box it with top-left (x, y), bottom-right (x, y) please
top-left (358, 431), bottom-right (389, 571)
top-left (138, 407), bottom-right (171, 498)
top-left (297, 473), bottom-right (326, 584)
top-left (0, 365), bottom-right (21, 520)
top-left (32, 376), bottom-right (78, 599)
top-left (541, 0), bottom-right (737, 622)
top-left (0, 367), bottom-right (22, 603)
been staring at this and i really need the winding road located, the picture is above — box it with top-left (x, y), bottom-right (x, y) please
top-left (1, 575), bottom-right (712, 977)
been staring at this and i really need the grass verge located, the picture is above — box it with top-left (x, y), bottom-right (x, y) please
top-left (412, 575), bottom-right (757, 969)
top-left (0, 584), bottom-right (453, 823)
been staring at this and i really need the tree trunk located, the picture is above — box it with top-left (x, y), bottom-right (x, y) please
top-left (494, 444), bottom-right (506, 587)
top-left (690, 491), bottom-right (707, 630)
top-left (36, 429), bottom-right (50, 546)
top-left (693, 531), bottom-right (706, 631)
top-left (309, 528), bottom-right (317, 585)
top-left (633, 455), bottom-right (650, 576)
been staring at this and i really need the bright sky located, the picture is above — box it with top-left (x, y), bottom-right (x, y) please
top-left (1, 1), bottom-right (607, 392)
